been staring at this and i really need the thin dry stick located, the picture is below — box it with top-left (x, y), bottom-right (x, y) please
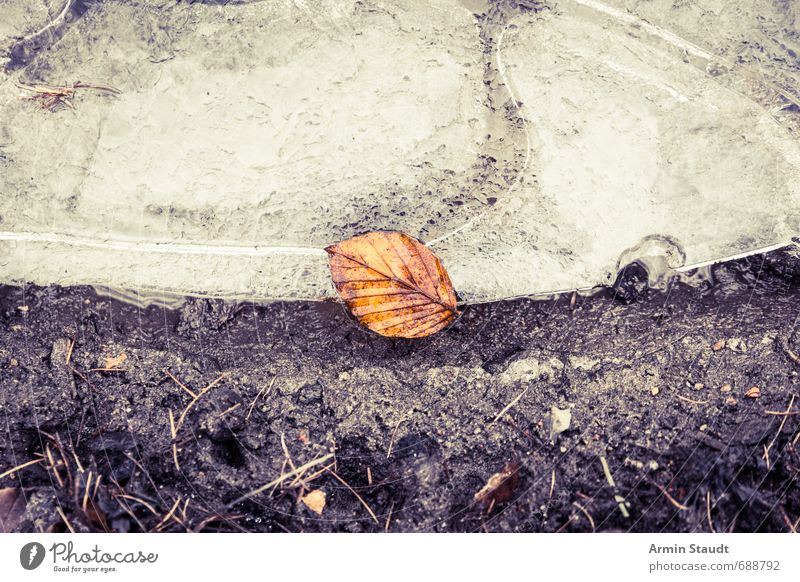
top-left (326, 469), bottom-right (379, 525)
top-left (492, 386), bottom-right (530, 424)
top-left (295, 463), bottom-right (336, 488)
top-left (599, 456), bottom-right (630, 518)
top-left (384, 501), bottom-right (395, 532)
top-left (779, 506), bottom-right (797, 533)
top-left (706, 491), bottom-right (716, 533)
top-left (164, 369), bottom-right (197, 399)
top-left (0, 458), bottom-right (45, 480)
top-left (46, 445), bottom-right (64, 488)
top-left (181, 499), bottom-right (190, 523)
top-left (115, 493), bottom-right (158, 516)
top-left (70, 447), bottom-right (84, 474)
top-left (153, 498), bottom-right (182, 532)
top-left (572, 501), bottom-right (596, 532)
top-left (93, 474), bottom-right (102, 500)
top-left (246, 376), bottom-right (277, 421)
top-left (766, 395), bottom-right (796, 459)
top-left (549, 469), bottom-right (556, 499)
top-left (676, 394), bottom-right (708, 405)
top-left (216, 403), bottom-right (241, 418)
top-left (177, 373), bottom-right (228, 430)
top-left (281, 433), bottom-right (299, 474)
top-left (82, 471), bottom-right (93, 512)
top-left (651, 480), bottom-right (688, 511)
top-left (386, 418), bottom-right (405, 459)
top-left (56, 506), bottom-right (76, 533)
top-left (227, 452), bottom-right (335, 507)
top-left (114, 497), bottom-right (146, 532)
top-left (168, 410), bottom-right (179, 471)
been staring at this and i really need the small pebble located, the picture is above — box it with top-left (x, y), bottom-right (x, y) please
top-left (720, 383), bottom-right (732, 393)
top-left (650, 387), bottom-right (659, 396)
top-left (694, 382), bottom-right (704, 390)
top-left (725, 397), bottom-right (737, 406)
top-left (711, 339), bottom-right (725, 351)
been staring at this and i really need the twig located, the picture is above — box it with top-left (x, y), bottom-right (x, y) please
top-left (45, 445), bottom-right (64, 488)
top-left (650, 480), bottom-right (688, 511)
top-left (384, 501), bottom-right (394, 532)
top-left (56, 505), bottom-right (76, 533)
top-left (386, 417), bottom-right (405, 459)
top-left (0, 458), bottom-right (45, 480)
top-left (676, 394), bottom-right (708, 405)
top-left (599, 456), bottom-right (629, 518)
top-left (572, 501), bottom-right (596, 532)
top-left (246, 376), bottom-right (277, 421)
top-left (114, 493), bottom-right (158, 516)
top-left (326, 469), bottom-right (379, 525)
top-left (168, 410), bottom-right (179, 471)
top-left (706, 491), bottom-right (716, 533)
top-left (164, 369), bottom-right (197, 399)
top-left (153, 497), bottom-right (182, 532)
top-left (216, 403), bottom-right (241, 419)
top-left (226, 453), bottom-right (335, 507)
top-left (491, 386), bottom-right (530, 424)
top-left (766, 395), bottom-right (795, 460)
top-left (177, 373), bottom-right (228, 431)
top-left (113, 497), bottom-right (146, 532)
top-left (82, 471), bottom-right (93, 512)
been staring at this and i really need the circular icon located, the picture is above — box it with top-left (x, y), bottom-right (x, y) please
top-left (20, 542), bottom-right (46, 570)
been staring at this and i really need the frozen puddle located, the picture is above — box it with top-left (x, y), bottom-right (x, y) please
top-left (0, 0), bottom-right (798, 304)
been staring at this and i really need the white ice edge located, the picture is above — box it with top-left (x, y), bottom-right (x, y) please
top-left (0, 230), bottom-right (328, 257)
top-left (2, 0), bottom-right (797, 305)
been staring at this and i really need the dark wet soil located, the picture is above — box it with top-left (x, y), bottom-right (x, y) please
top-left (1, 249), bottom-right (799, 533)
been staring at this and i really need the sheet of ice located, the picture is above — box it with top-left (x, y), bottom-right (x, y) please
top-left (433, 0), bottom-right (800, 300)
top-left (0, 0), bottom-right (798, 303)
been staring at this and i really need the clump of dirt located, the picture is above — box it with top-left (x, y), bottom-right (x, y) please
top-left (1, 248), bottom-right (798, 532)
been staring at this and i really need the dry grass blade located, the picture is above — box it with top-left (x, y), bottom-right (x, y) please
top-left (326, 231), bottom-right (459, 338)
top-left (226, 453), bottom-right (335, 507)
top-left (650, 480), bottom-right (688, 511)
top-left (326, 469), bottom-right (379, 525)
top-left (246, 376), bottom-right (277, 420)
top-left (168, 410), bottom-right (180, 471)
top-left (176, 373), bottom-right (228, 431)
top-left (55, 505), bottom-right (76, 533)
top-left (0, 458), bottom-right (45, 481)
top-left (18, 81), bottom-right (120, 112)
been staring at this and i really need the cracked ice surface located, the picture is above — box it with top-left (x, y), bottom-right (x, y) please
top-left (0, 0), bottom-right (799, 303)
top-left (433, 0), bottom-right (800, 300)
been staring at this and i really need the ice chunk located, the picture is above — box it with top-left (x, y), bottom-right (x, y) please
top-left (0, 0), bottom-right (488, 299)
top-left (0, 0), bottom-right (798, 303)
top-left (431, 0), bottom-right (800, 301)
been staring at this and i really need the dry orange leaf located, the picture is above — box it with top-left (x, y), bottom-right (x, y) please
top-left (325, 231), bottom-right (460, 338)
top-left (745, 386), bottom-right (761, 399)
top-left (300, 489), bottom-right (326, 515)
top-left (104, 353), bottom-right (127, 370)
top-left (0, 488), bottom-right (27, 532)
top-left (474, 461), bottom-right (520, 509)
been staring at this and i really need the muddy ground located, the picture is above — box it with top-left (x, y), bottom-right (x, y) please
top-left (1, 249), bottom-right (799, 533)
